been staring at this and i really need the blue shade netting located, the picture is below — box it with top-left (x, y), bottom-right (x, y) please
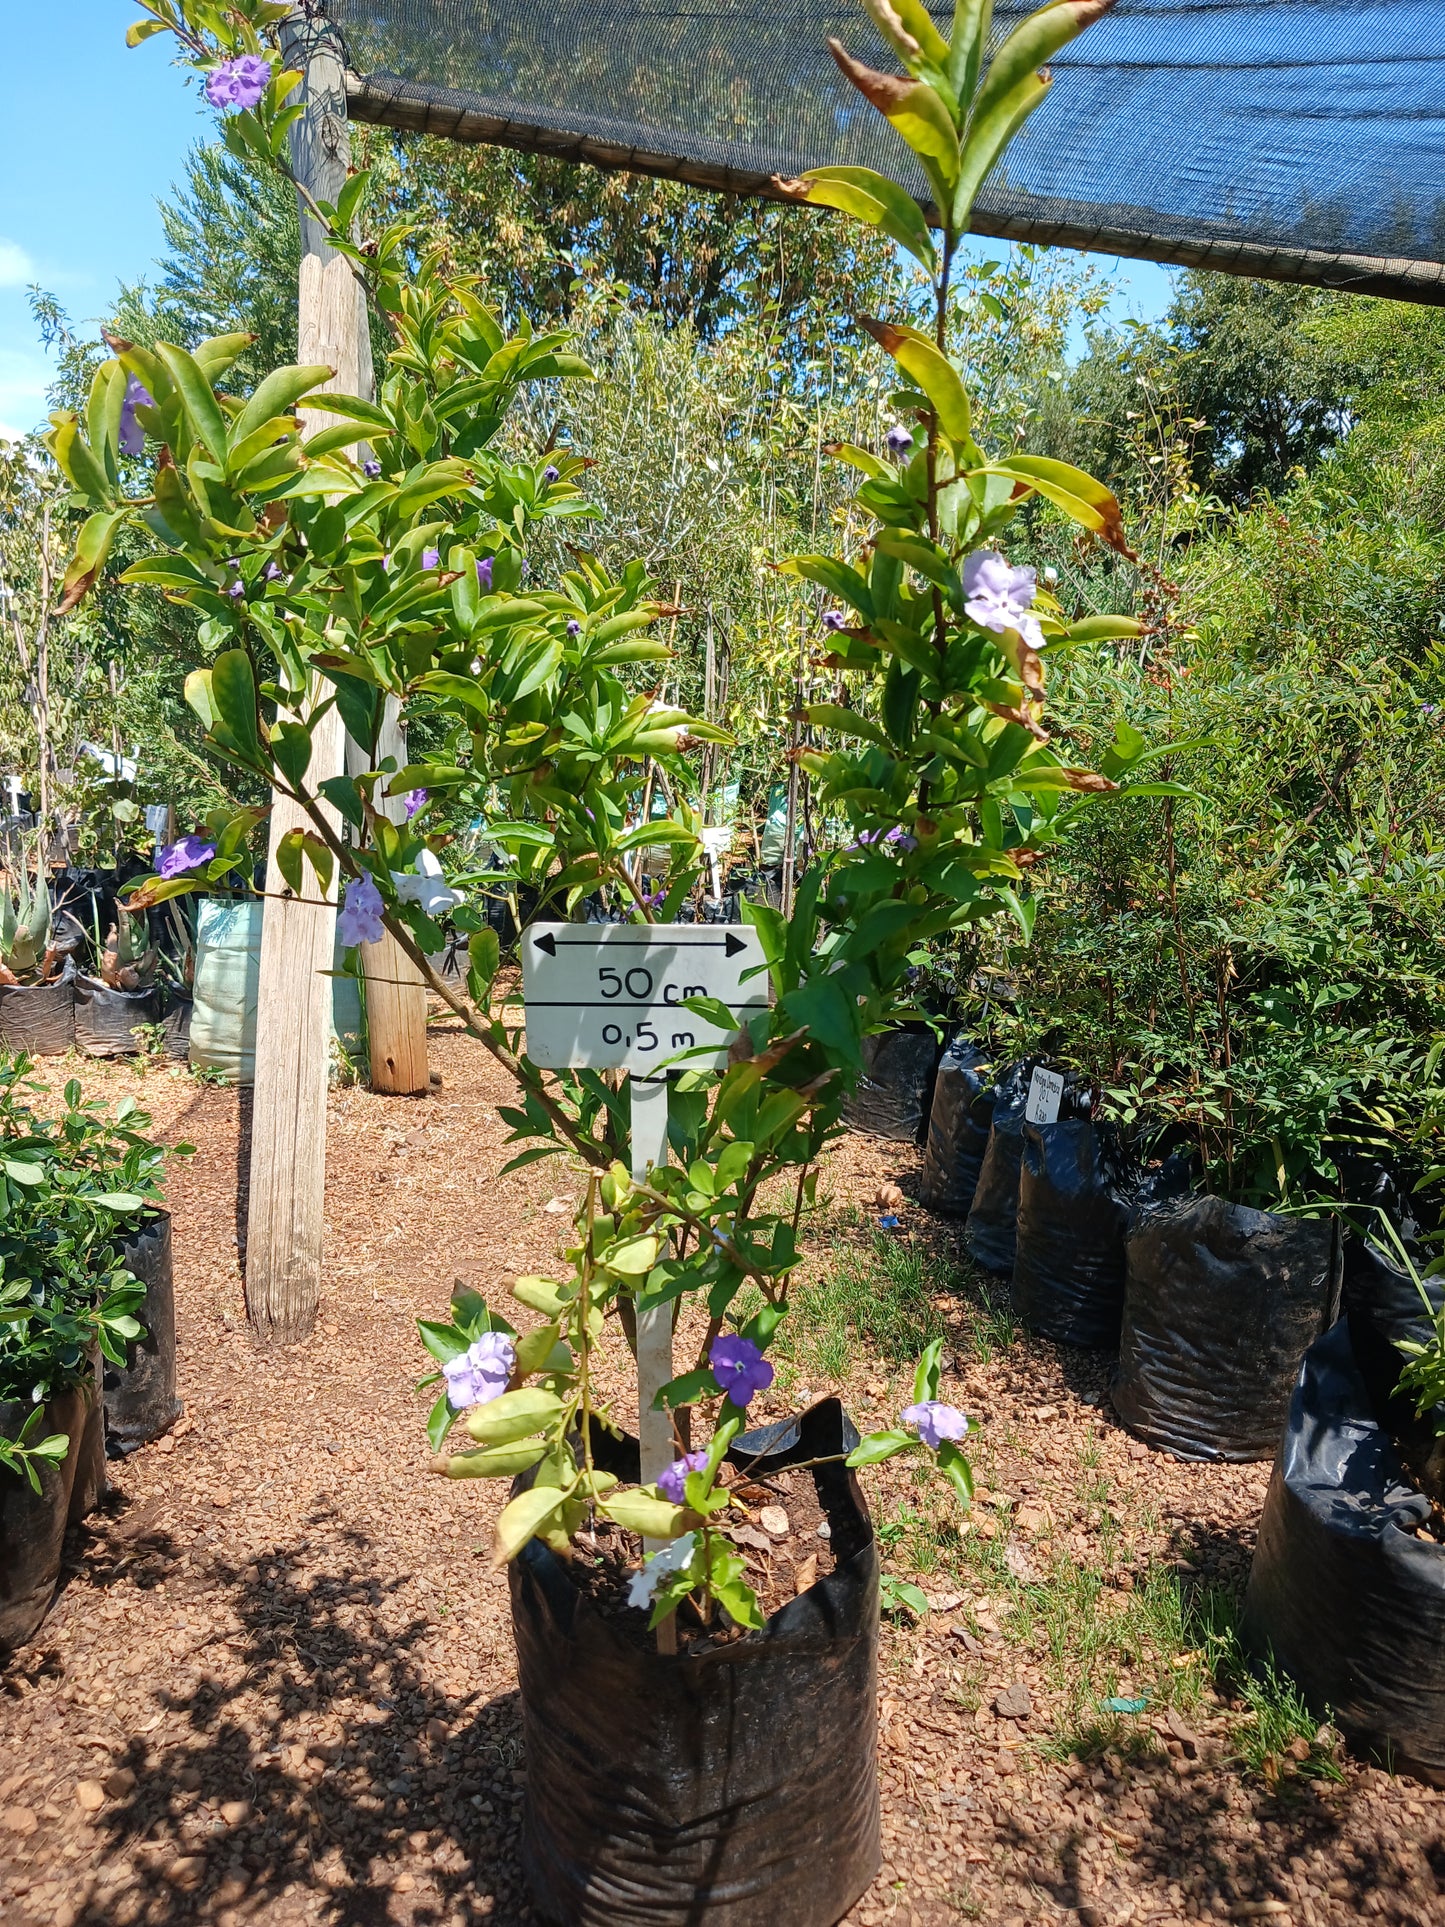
top-left (329, 0), bottom-right (1445, 302)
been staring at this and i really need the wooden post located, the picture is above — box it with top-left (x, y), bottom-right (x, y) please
top-left (346, 701), bottom-right (429, 1094)
top-left (244, 8), bottom-right (363, 1343)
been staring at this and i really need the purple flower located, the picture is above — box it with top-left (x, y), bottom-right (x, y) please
top-left (962, 550), bottom-right (1045, 652)
top-left (263, 560), bottom-right (284, 582)
top-left (362, 459), bottom-right (382, 479)
top-left (422, 547), bottom-right (441, 570)
top-left (901, 1400), bottom-right (969, 1451)
top-left (657, 1449), bottom-right (709, 1503)
top-left (476, 557), bottom-right (493, 591)
top-left (710, 1334), bottom-right (774, 1409)
top-left (156, 835), bottom-right (215, 879)
top-left (1422, 704), bottom-right (1440, 722)
top-left (118, 375), bottom-right (153, 457)
top-left (566, 618), bottom-right (581, 636)
top-left (226, 581), bottom-right (245, 600)
top-left (822, 610), bottom-right (846, 632)
top-left (855, 826), bottom-right (917, 854)
top-left (204, 53), bottom-right (271, 112)
top-left (336, 872), bottom-right (385, 947)
top-left (885, 423), bottom-right (913, 456)
top-left (442, 1331), bottom-right (516, 1411)
top-left (543, 464), bottom-right (559, 483)
top-left (403, 788), bottom-right (427, 819)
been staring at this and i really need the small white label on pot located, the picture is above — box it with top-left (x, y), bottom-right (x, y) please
top-left (1025, 1067), bottom-right (1064, 1125)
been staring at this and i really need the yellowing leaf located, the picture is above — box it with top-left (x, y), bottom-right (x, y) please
top-left (463, 1387), bottom-right (562, 1446)
top-left (599, 1488), bottom-right (691, 1539)
top-left (856, 318), bottom-right (972, 445)
top-left (491, 1484), bottom-right (568, 1565)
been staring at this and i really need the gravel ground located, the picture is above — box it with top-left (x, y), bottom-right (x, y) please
top-left (2, 1026), bottom-right (1442, 1926)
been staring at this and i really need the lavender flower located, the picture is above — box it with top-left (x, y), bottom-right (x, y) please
top-left (901, 1400), bottom-right (969, 1451)
top-left (476, 557), bottom-right (493, 590)
top-left (442, 1331), bottom-right (516, 1411)
top-left (627, 1531), bottom-right (698, 1609)
top-left (885, 423), bottom-right (914, 456)
top-left (710, 1334), bottom-right (774, 1409)
top-left (962, 550), bottom-right (1045, 651)
top-left (822, 610), bottom-right (846, 632)
top-left (543, 464), bottom-right (559, 483)
top-left (156, 835), bottom-right (214, 879)
top-left (855, 826), bottom-right (917, 854)
top-left (657, 1450), bottom-right (709, 1504)
top-left (226, 581), bottom-right (245, 600)
top-left (204, 53), bottom-right (271, 112)
top-left (118, 375), bottom-right (153, 458)
top-left (403, 788), bottom-right (428, 819)
top-left (362, 459), bottom-right (382, 479)
top-left (263, 560), bottom-right (284, 582)
top-left (336, 872), bottom-right (385, 947)
top-left (566, 618), bottom-right (581, 636)
top-left (421, 547), bottom-right (441, 570)
top-left (1422, 703), bottom-right (1440, 722)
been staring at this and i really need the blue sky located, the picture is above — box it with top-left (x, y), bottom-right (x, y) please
top-left (0, 1), bottom-right (1178, 440)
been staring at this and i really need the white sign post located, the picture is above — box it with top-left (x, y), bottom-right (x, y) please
top-left (521, 922), bottom-right (769, 1633)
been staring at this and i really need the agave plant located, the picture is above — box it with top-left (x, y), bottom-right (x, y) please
top-left (97, 905), bottom-right (158, 991)
top-left (0, 860), bottom-right (54, 984)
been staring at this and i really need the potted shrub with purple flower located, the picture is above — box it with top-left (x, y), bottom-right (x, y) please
top-left (51, 0), bottom-right (1158, 1913)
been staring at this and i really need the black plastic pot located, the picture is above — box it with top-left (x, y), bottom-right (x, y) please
top-left (510, 1398), bottom-right (881, 1926)
top-left (919, 1038), bottom-right (995, 1218)
top-left (0, 1382), bottom-right (88, 1651)
top-left (0, 964), bottom-right (75, 1056)
top-left (1013, 1118), bottom-right (1135, 1348)
top-left (74, 974), bottom-right (162, 1057)
top-left (1342, 1229), bottom-right (1445, 1499)
top-left (1243, 1318), bottom-right (1445, 1780)
top-left (963, 1058), bottom-right (1038, 1275)
top-left (106, 1212), bottom-right (181, 1452)
top-left (161, 992), bottom-right (193, 1061)
top-left (841, 1024), bottom-right (943, 1143)
top-left (1113, 1197), bottom-right (1340, 1460)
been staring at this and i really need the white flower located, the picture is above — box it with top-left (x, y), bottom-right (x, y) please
top-left (626, 1531), bottom-right (698, 1609)
top-left (391, 847), bottom-right (461, 919)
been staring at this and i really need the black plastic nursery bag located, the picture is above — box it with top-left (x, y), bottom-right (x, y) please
top-left (510, 1398), bottom-right (881, 1926)
top-left (106, 1212), bottom-right (182, 1452)
top-left (0, 962), bottom-right (75, 1056)
top-left (963, 1059), bottom-right (1037, 1275)
top-left (74, 975), bottom-right (162, 1056)
top-left (0, 1383), bottom-right (88, 1651)
top-left (1243, 1318), bottom-right (1445, 1780)
top-left (1013, 1118), bottom-right (1134, 1348)
top-left (1341, 1228), bottom-right (1445, 1499)
top-left (1113, 1197), bottom-right (1340, 1460)
top-left (841, 1023), bottom-right (942, 1144)
top-left (919, 1038), bottom-right (995, 1217)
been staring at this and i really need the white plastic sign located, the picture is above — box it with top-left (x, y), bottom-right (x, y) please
top-left (520, 922), bottom-right (767, 1074)
top-left (1025, 1066), bottom-right (1065, 1125)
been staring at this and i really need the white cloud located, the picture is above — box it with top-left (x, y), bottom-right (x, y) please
top-left (0, 347), bottom-right (54, 440)
top-left (0, 240), bottom-right (37, 289)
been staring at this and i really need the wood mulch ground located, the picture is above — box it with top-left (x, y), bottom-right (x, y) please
top-left (2, 1022), bottom-right (1443, 1926)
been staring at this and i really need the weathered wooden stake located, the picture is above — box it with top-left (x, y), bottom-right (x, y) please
top-left (347, 699), bottom-right (429, 1095)
top-left (245, 9), bottom-right (364, 1342)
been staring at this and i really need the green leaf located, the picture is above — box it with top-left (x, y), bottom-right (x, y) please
top-left (1, 1161), bottom-right (44, 1186)
top-left (913, 1335), bottom-right (944, 1403)
top-left (209, 649), bottom-right (263, 766)
top-left (1065, 615), bottom-right (1145, 643)
top-left (271, 720), bottom-right (313, 792)
top-left (652, 1365), bottom-right (721, 1411)
top-left (91, 1192), bottom-right (146, 1211)
top-left (599, 1488), bottom-right (690, 1539)
top-left (713, 1574), bottom-right (766, 1631)
top-left (806, 703), bottom-right (892, 750)
top-left (604, 1234), bottom-right (659, 1276)
top-left (491, 1483), bottom-right (569, 1564)
top-left (828, 44), bottom-right (961, 183)
top-left (936, 1438), bottom-right (975, 1503)
top-left (442, 1439), bottom-right (547, 1478)
top-left (511, 1275), bottom-right (569, 1316)
top-left (155, 340), bottom-right (230, 461)
top-left (952, 70), bottom-right (1051, 228)
top-left (846, 1429), bottom-right (917, 1467)
top-left (463, 1388), bottom-right (562, 1446)
top-left (231, 364), bottom-right (335, 450)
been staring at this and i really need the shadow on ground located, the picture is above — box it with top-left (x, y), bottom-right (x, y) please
top-left (64, 1501), bottom-right (535, 1926)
